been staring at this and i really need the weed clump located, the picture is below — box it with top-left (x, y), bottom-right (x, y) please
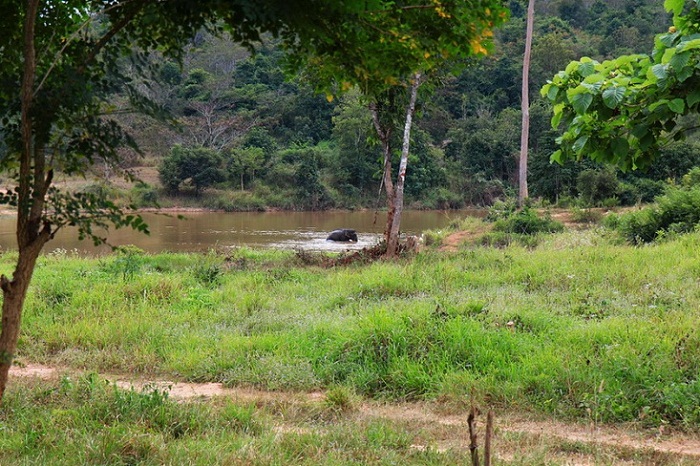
top-left (481, 204), bottom-right (564, 247)
top-left (324, 385), bottom-right (359, 413)
top-left (103, 245), bottom-right (146, 280)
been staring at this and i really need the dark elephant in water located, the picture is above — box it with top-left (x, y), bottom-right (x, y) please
top-left (327, 229), bottom-right (358, 242)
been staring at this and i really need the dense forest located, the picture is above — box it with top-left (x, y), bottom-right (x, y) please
top-left (105, 0), bottom-right (700, 211)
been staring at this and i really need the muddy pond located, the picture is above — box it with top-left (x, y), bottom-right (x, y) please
top-left (0, 210), bottom-right (483, 254)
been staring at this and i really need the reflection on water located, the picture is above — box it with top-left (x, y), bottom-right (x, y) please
top-left (0, 209), bottom-right (483, 255)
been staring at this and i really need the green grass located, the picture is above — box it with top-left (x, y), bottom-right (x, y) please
top-left (10, 231), bottom-right (700, 431)
top-left (2, 375), bottom-right (468, 465)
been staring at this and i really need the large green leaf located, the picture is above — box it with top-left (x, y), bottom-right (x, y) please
top-left (611, 137), bottom-right (629, 157)
top-left (676, 38), bottom-right (700, 52)
top-left (687, 89), bottom-right (700, 108)
top-left (668, 98), bottom-right (686, 113)
top-left (602, 87), bottom-right (626, 109)
top-left (578, 61), bottom-right (595, 77)
top-left (570, 92), bottom-right (593, 114)
top-left (550, 150), bottom-right (563, 164)
top-left (669, 50), bottom-right (690, 70)
top-left (650, 64), bottom-right (669, 81)
top-left (572, 135), bottom-right (588, 153)
top-left (662, 47), bottom-right (676, 64)
top-left (648, 99), bottom-right (669, 112)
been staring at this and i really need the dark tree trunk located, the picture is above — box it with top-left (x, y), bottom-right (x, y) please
top-left (0, 0), bottom-right (51, 403)
top-left (0, 236), bottom-right (49, 400)
top-left (370, 103), bottom-right (395, 247)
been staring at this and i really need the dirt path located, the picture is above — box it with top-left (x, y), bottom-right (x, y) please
top-left (10, 364), bottom-right (700, 465)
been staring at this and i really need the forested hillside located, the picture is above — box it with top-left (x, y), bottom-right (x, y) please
top-left (107, 0), bottom-right (699, 211)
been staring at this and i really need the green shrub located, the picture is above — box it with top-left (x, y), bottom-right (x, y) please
top-left (160, 145), bottom-right (226, 194)
top-left (421, 229), bottom-right (446, 247)
top-left (619, 208), bottom-right (661, 244)
top-left (600, 196), bottom-right (620, 208)
top-left (601, 212), bottom-right (621, 230)
top-left (485, 198), bottom-right (518, 222)
top-left (682, 166), bottom-right (700, 188)
top-left (130, 182), bottom-right (159, 207)
top-left (192, 261), bottom-right (223, 287)
top-left (422, 187), bottom-right (464, 210)
top-left (492, 207), bottom-right (564, 235)
top-left (103, 245), bottom-right (146, 280)
top-left (631, 178), bottom-right (666, 203)
top-left (79, 182), bottom-right (120, 199)
top-left (656, 187), bottom-right (700, 231)
top-left (618, 187), bottom-right (700, 243)
top-left (202, 191), bottom-right (267, 211)
top-left (577, 169), bottom-right (619, 205)
top-left (615, 182), bottom-right (640, 206)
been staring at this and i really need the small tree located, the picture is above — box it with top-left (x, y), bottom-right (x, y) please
top-left (159, 145), bottom-right (225, 194)
top-left (289, 1), bottom-right (508, 256)
top-left (295, 154), bottom-right (331, 210)
top-left (228, 146), bottom-right (266, 190)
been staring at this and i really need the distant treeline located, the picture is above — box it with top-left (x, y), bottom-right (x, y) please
top-left (113, 0), bottom-right (700, 211)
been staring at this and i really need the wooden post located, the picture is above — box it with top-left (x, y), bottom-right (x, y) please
top-left (484, 410), bottom-right (494, 466)
top-left (468, 406), bottom-right (480, 466)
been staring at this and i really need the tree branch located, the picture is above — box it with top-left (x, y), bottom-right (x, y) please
top-left (35, 0), bottom-right (144, 96)
top-left (79, 3), bottom-right (144, 73)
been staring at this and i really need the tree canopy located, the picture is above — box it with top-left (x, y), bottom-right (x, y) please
top-left (542, 0), bottom-right (700, 171)
top-left (288, 0), bottom-right (509, 99)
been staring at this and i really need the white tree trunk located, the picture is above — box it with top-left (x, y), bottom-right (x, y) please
top-left (519, 0), bottom-right (535, 206)
top-left (386, 73), bottom-right (421, 257)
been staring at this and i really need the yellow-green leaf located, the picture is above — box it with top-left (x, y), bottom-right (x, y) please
top-left (665, 0), bottom-right (684, 15)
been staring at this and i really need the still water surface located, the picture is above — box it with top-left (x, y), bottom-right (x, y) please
top-left (0, 210), bottom-right (482, 254)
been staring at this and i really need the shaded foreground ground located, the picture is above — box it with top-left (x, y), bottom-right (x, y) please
top-left (11, 364), bottom-right (700, 465)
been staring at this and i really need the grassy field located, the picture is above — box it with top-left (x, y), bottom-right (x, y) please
top-left (3, 227), bottom-right (700, 463)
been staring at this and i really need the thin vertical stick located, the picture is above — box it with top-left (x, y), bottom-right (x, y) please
top-left (468, 406), bottom-right (480, 466)
top-left (484, 410), bottom-right (494, 466)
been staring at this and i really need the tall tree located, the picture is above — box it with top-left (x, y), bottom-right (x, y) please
top-left (290, 0), bottom-right (508, 256)
top-left (0, 0), bottom-right (401, 403)
top-left (519, 0), bottom-right (535, 205)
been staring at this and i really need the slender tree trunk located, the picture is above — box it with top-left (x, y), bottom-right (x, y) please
top-left (386, 73), bottom-right (421, 257)
top-left (519, 0), bottom-right (535, 207)
top-left (370, 103), bottom-right (395, 247)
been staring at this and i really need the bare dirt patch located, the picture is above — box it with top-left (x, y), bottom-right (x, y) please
top-left (9, 363), bottom-right (700, 464)
top-left (439, 223), bottom-right (492, 252)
